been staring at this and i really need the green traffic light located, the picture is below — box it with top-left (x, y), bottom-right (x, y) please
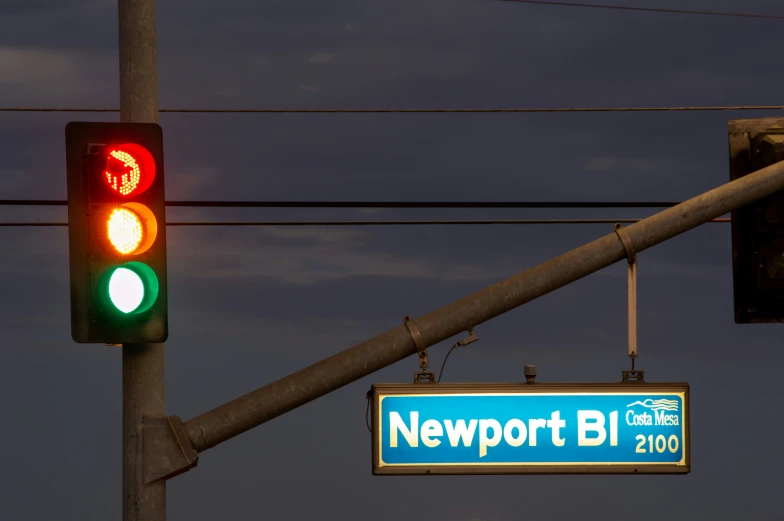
top-left (104, 262), bottom-right (160, 315)
top-left (109, 268), bottom-right (145, 313)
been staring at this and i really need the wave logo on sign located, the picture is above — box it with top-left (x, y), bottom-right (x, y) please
top-left (626, 399), bottom-right (679, 412)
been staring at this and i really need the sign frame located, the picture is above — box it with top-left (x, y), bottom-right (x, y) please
top-left (370, 382), bottom-right (690, 475)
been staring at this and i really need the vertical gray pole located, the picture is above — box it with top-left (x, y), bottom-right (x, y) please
top-left (119, 1), bottom-right (165, 520)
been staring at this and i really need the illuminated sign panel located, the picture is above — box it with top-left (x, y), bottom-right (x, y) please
top-left (371, 383), bottom-right (689, 475)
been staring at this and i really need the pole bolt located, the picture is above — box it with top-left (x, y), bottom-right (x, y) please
top-left (524, 364), bottom-right (537, 384)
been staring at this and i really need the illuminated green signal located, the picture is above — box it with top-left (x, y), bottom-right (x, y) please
top-left (103, 262), bottom-right (160, 315)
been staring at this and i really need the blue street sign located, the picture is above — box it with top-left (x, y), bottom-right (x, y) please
top-left (370, 383), bottom-right (689, 475)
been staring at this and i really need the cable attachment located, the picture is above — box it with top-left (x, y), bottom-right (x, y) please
top-left (437, 328), bottom-right (479, 383)
top-left (615, 224), bottom-right (643, 383)
top-left (405, 316), bottom-right (436, 384)
top-left (455, 328), bottom-right (478, 348)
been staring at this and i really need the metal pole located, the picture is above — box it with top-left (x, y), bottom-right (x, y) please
top-left (183, 158), bottom-right (784, 454)
top-left (120, 1), bottom-right (165, 520)
top-left (123, 344), bottom-right (165, 520)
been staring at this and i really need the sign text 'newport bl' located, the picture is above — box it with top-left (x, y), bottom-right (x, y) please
top-left (370, 383), bottom-right (689, 475)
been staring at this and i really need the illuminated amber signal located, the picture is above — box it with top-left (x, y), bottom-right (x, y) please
top-left (104, 143), bottom-right (156, 197)
top-left (101, 202), bottom-right (158, 256)
top-left (107, 207), bottom-right (143, 254)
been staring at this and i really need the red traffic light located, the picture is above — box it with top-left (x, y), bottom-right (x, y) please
top-left (104, 143), bottom-right (156, 197)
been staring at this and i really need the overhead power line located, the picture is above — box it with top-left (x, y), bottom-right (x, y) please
top-left (0, 199), bottom-right (681, 208)
top-left (0, 218), bottom-right (730, 227)
top-left (1, 105), bottom-right (784, 114)
top-left (501, 0), bottom-right (784, 20)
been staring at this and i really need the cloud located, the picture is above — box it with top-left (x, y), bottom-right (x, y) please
top-left (0, 47), bottom-right (79, 93)
top-left (584, 156), bottom-right (657, 173)
top-left (0, 229), bottom-right (67, 276)
top-left (309, 53), bottom-right (335, 64)
top-left (0, 0), bottom-right (104, 17)
top-left (0, 168), bottom-right (31, 192)
top-left (0, 46), bottom-right (114, 104)
top-left (165, 165), bottom-right (222, 199)
top-left (173, 310), bottom-right (374, 350)
top-left (216, 87), bottom-right (241, 98)
top-left (170, 227), bottom-right (510, 285)
top-left (260, 226), bottom-right (365, 242)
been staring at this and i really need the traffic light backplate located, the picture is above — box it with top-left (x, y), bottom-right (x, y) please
top-left (729, 117), bottom-right (784, 323)
top-left (65, 122), bottom-right (168, 343)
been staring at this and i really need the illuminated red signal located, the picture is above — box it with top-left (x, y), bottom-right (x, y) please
top-left (104, 143), bottom-right (156, 197)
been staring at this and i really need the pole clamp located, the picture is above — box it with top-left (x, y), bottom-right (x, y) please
top-left (405, 316), bottom-right (436, 383)
top-left (403, 316), bottom-right (426, 353)
top-left (142, 415), bottom-right (198, 484)
top-left (614, 223), bottom-right (636, 263)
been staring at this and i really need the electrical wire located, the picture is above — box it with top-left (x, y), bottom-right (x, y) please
top-left (1, 105), bottom-right (784, 113)
top-left (437, 345), bottom-right (459, 383)
top-left (0, 218), bottom-right (731, 227)
top-left (366, 394), bottom-right (372, 432)
top-left (0, 199), bottom-right (681, 208)
top-left (500, 0), bottom-right (784, 20)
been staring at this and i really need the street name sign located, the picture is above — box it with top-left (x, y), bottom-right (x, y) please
top-left (370, 383), bottom-right (689, 475)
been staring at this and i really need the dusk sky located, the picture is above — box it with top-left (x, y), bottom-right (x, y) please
top-left (1, 0), bottom-right (783, 519)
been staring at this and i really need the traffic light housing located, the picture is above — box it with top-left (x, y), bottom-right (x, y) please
top-left (65, 122), bottom-right (168, 343)
top-left (729, 118), bottom-right (784, 323)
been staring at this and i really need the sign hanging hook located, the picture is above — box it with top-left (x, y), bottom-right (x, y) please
top-left (615, 224), bottom-right (643, 382)
top-left (404, 316), bottom-right (436, 383)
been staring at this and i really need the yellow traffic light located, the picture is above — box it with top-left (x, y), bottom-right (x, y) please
top-left (107, 207), bottom-right (143, 254)
top-left (104, 203), bottom-right (158, 255)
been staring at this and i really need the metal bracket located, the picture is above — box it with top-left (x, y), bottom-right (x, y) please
top-left (414, 368), bottom-right (436, 383)
top-left (404, 315), bottom-right (436, 383)
top-left (622, 370), bottom-right (645, 383)
top-left (414, 350), bottom-right (436, 384)
top-left (456, 328), bottom-right (478, 348)
top-left (142, 415), bottom-right (199, 484)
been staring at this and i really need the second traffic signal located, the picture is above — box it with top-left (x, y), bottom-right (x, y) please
top-left (65, 122), bottom-right (168, 343)
top-left (729, 118), bottom-right (784, 323)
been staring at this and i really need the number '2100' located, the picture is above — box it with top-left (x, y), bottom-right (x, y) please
top-left (635, 434), bottom-right (679, 453)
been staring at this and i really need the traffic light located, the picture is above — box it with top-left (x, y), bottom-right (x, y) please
top-left (65, 122), bottom-right (168, 343)
top-left (729, 118), bottom-right (784, 323)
